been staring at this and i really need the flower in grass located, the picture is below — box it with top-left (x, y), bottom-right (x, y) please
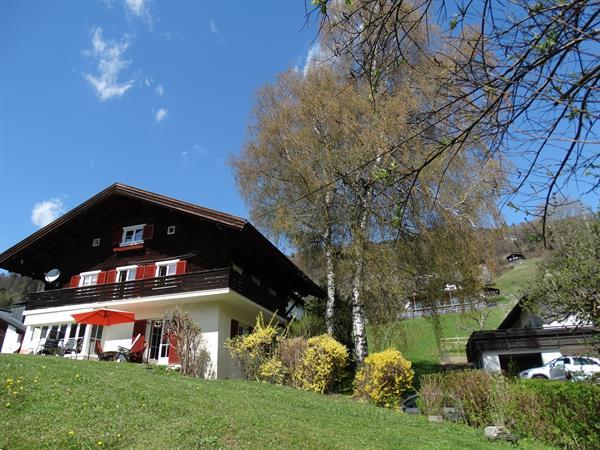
top-left (5, 402), bottom-right (10, 408)
top-left (68, 431), bottom-right (75, 436)
top-left (97, 441), bottom-right (104, 446)
top-left (5, 378), bottom-right (13, 386)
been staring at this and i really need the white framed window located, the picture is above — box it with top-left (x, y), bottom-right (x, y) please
top-left (167, 225), bottom-right (176, 235)
top-left (251, 275), bottom-right (261, 287)
top-left (232, 264), bottom-right (243, 275)
top-left (116, 265), bottom-right (137, 282)
top-left (155, 259), bottom-right (179, 277)
top-left (121, 224), bottom-right (145, 246)
top-left (92, 238), bottom-right (101, 247)
top-left (79, 270), bottom-right (101, 287)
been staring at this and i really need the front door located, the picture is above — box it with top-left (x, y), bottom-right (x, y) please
top-left (148, 320), bottom-right (170, 364)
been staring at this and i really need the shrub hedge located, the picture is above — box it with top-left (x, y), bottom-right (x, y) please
top-left (418, 369), bottom-right (600, 448)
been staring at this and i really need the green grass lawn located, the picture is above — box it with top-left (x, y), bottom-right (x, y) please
top-left (493, 257), bottom-right (543, 300)
top-left (0, 355), bottom-right (551, 450)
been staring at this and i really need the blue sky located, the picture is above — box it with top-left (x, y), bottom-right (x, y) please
top-left (0, 1), bottom-right (597, 254)
top-left (0, 0), bottom-right (321, 251)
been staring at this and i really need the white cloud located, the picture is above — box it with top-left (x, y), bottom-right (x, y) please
top-left (302, 43), bottom-right (331, 76)
top-left (155, 108), bottom-right (168, 123)
top-left (208, 20), bottom-right (222, 42)
top-left (181, 150), bottom-right (188, 159)
top-left (156, 84), bottom-right (164, 96)
top-left (83, 28), bottom-right (135, 101)
top-left (125, 0), bottom-right (153, 28)
top-left (31, 198), bottom-right (65, 228)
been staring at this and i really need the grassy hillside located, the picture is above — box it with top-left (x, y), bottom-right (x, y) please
top-left (0, 355), bottom-right (549, 449)
top-left (493, 257), bottom-right (543, 300)
top-left (369, 257), bottom-right (543, 371)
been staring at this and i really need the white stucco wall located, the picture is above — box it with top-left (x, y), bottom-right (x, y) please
top-left (482, 354), bottom-right (501, 373)
top-left (1, 325), bottom-right (21, 353)
top-left (18, 288), bottom-right (278, 379)
top-left (480, 348), bottom-right (564, 372)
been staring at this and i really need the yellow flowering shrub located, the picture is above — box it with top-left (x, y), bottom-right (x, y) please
top-left (295, 334), bottom-right (348, 393)
top-left (225, 312), bottom-right (286, 382)
top-left (354, 349), bottom-right (414, 409)
top-left (259, 356), bottom-right (285, 384)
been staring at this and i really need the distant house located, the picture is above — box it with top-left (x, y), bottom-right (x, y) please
top-left (466, 299), bottom-right (598, 373)
top-left (481, 287), bottom-right (500, 298)
top-left (506, 253), bottom-right (526, 263)
top-left (0, 304), bottom-right (25, 353)
top-left (0, 183), bottom-right (322, 377)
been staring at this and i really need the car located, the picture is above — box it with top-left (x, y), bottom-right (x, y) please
top-left (518, 356), bottom-right (600, 381)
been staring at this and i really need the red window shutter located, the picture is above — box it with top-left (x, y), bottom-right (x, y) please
top-left (96, 271), bottom-right (107, 285)
top-left (230, 319), bottom-right (239, 339)
top-left (168, 333), bottom-right (181, 365)
top-left (132, 320), bottom-right (147, 340)
top-left (112, 229), bottom-right (123, 245)
top-left (106, 269), bottom-right (117, 284)
top-left (175, 260), bottom-right (187, 275)
top-left (143, 225), bottom-right (154, 240)
top-left (69, 275), bottom-right (80, 288)
top-left (144, 264), bottom-right (156, 279)
top-left (135, 266), bottom-right (145, 280)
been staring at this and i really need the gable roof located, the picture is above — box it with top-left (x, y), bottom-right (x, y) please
top-left (0, 309), bottom-right (25, 332)
top-left (497, 300), bottom-right (525, 329)
top-left (0, 183), bottom-right (323, 297)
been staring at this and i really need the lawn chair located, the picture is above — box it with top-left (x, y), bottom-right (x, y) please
top-left (117, 333), bottom-right (146, 363)
top-left (94, 340), bottom-right (118, 361)
top-left (39, 338), bottom-right (60, 356)
top-left (60, 338), bottom-right (83, 358)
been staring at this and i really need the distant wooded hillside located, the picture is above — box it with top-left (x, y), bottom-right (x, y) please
top-left (0, 273), bottom-right (43, 308)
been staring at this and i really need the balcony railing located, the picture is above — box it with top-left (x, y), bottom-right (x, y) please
top-left (27, 268), bottom-right (285, 313)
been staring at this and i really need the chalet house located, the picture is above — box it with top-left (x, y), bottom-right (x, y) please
top-left (0, 183), bottom-right (322, 378)
top-left (466, 299), bottom-right (598, 373)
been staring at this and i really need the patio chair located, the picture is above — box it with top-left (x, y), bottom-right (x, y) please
top-left (117, 333), bottom-right (146, 363)
top-left (39, 338), bottom-right (60, 356)
top-left (94, 340), bottom-right (118, 361)
top-left (60, 338), bottom-right (83, 357)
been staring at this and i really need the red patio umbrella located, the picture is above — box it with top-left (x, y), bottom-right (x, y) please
top-left (72, 308), bottom-right (136, 326)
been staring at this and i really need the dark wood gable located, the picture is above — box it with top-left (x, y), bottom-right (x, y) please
top-left (0, 183), bottom-right (323, 304)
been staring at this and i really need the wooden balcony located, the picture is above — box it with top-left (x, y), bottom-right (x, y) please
top-left (26, 268), bottom-right (286, 313)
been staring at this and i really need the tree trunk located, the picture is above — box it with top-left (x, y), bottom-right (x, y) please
top-left (324, 238), bottom-right (336, 335)
top-left (350, 249), bottom-right (368, 364)
top-left (324, 191), bottom-right (336, 335)
top-left (349, 182), bottom-right (374, 364)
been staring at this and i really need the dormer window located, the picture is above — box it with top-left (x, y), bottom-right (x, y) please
top-left (121, 224), bottom-right (145, 246)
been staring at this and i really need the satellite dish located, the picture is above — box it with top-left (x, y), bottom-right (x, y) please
top-left (45, 268), bottom-right (61, 283)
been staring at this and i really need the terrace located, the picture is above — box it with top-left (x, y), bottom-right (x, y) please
top-left (26, 267), bottom-right (287, 314)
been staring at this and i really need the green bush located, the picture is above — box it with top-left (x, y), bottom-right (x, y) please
top-left (288, 314), bottom-right (326, 339)
top-left (419, 370), bottom-right (495, 427)
top-left (502, 379), bottom-right (600, 448)
top-left (295, 334), bottom-right (348, 393)
top-left (354, 349), bottom-right (414, 409)
top-left (418, 370), bottom-right (600, 448)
